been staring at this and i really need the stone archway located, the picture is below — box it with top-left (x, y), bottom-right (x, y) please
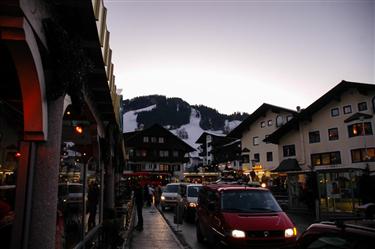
top-left (1, 16), bottom-right (48, 141)
top-left (1, 16), bottom-right (53, 249)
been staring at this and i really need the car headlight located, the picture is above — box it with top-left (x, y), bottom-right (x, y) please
top-left (161, 196), bottom-right (165, 201)
top-left (232, 229), bottom-right (246, 238)
top-left (189, 202), bottom-right (197, 208)
top-left (261, 182), bottom-right (267, 188)
top-left (284, 227), bottom-right (297, 238)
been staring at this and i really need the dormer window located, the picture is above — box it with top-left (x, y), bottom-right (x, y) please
top-left (267, 120), bottom-right (273, 126)
top-left (276, 115), bottom-right (283, 127)
top-left (260, 121), bottom-right (266, 128)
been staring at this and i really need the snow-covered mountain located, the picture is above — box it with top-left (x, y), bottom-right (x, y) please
top-left (124, 105), bottom-right (241, 156)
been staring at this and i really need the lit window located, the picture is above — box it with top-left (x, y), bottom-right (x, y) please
top-left (348, 122), bottom-right (373, 137)
top-left (351, 148), bottom-right (375, 163)
top-left (143, 136), bottom-right (149, 143)
top-left (158, 137), bottom-right (164, 143)
top-left (311, 152), bottom-right (341, 166)
top-left (328, 128), bottom-right (339, 141)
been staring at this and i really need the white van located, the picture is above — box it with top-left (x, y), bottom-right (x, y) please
top-left (182, 184), bottom-right (202, 222)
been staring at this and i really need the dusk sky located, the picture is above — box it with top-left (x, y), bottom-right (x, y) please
top-left (104, 0), bottom-right (374, 114)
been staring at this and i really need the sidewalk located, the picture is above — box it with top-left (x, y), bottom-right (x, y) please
top-left (127, 205), bottom-right (184, 249)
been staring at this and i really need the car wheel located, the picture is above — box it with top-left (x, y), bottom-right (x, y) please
top-left (196, 220), bottom-right (204, 243)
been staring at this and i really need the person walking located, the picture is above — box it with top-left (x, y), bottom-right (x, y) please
top-left (154, 185), bottom-right (162, 208)
top-left (133, 180), bottom-right (144, 231)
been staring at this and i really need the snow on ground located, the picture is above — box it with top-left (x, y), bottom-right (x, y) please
top-left (228, 120), bottom-right (241, 131)
top-left (171, 108), bottom-right (224, 157)
top-left (123, 104), bottom-right (156, 132)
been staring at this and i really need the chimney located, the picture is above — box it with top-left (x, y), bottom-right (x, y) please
top-left (296, 106), bottom-right (301, 112)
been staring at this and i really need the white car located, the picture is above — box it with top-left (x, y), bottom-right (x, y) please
top-left (160, 183), bottom-right (185, 211)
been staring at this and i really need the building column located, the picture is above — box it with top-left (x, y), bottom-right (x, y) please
top-left (27, 96), bottom-right (64, 249)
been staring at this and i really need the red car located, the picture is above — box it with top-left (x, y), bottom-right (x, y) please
top-left (196, 184), bottom-right (297, 249)
top-left (297, 218), bottom-right (375, 249)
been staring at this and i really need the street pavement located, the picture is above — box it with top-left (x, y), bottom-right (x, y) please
top-left (128, 205), bottom-right (185, 249)
top-left (127, 205), bottom-right (316, 249)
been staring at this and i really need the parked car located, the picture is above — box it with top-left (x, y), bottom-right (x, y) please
top-left (181, 183), bottom-right (202, 222)
top-left (160, 182), bottom-right (186, 211)
top-left (297, 204), bottom-right (375, 249)
top-left (297, 219), bottom-right (375, 249)
top-left (58, 183), bottom-right (85, 210)
top-left (196, 183), bottom-right (297, 249)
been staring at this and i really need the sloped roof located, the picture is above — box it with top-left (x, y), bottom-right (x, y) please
top-left (271, 158), bottom-right (301, 172)
top-left (123, 123), bottom-right (195, 152)
top-left (195, 131), bottom-right (229, 144)
top-left (228, 103), bottom-right (297, 138)
top-left (344, 112), bottom-right (373, 123)
top-left (265, 80), bottom-right (375, 144)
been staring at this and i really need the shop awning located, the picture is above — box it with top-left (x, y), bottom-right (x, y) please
top-left (272, 159), bottom-right (301, 172)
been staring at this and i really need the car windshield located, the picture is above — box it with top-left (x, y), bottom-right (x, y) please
top-left (221, 190), bottom-right (282, 213)
top-left (164, 184), bottom-right (179, 193)
top-left (187, 186), bottom-right (202, 197)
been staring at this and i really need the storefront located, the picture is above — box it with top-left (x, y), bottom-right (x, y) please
top-left (317, 169), bottom-right (363, 214)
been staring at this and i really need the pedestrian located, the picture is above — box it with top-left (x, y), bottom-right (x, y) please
top-left (154, 185), bottom-right (162, 207)
top-left (148, 184), bottom-right (155, 206)
top-left (133, 180), bottom-right (144, 231)
top-left (143, 184), bottom-right (150, 207)
top-left (87, 181), bottom-right (99, 230)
